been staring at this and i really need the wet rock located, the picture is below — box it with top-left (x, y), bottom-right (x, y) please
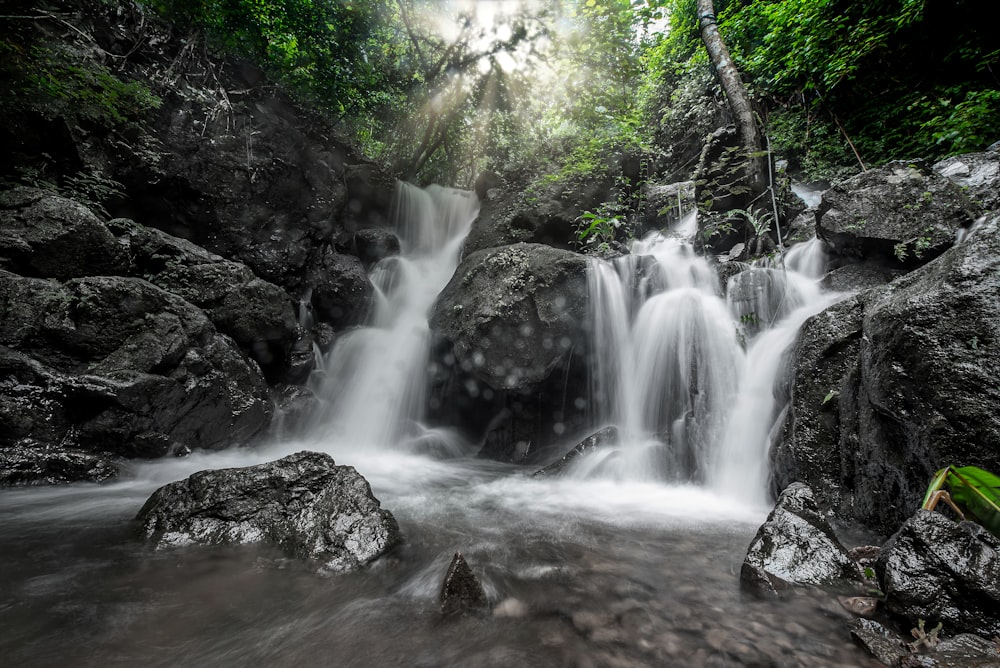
top-left (638, 180), bottom-right (695, 235)
top-left (307, 247), bottom-right (372, 328)
top-left (774, 216), bottom-right (1000, 534)
top-left (816, 160), bottom-right (979, 269)
top-left (440, 552), bottom-right (488, 615)
top-left (820, 262), bottom-right (906, 293)
top-left (462, 177), bottom-right (611, 255)
top-left (849, 618), bottom-right (910, 666)
top-left (741, 483), bottom-right (862, 597)
top-left (0, 440), bottom-right (118, 486)
top-left (0, 272), bottom-right (270, 459)
top-left (878, 510), bottom-right (1000, 638)
top-left (534, 426), bottom-right (619, 477)
top-left (429, 243), bottom-right (590, 461)
top-left (109, 218), bottom-right (298, 380)
top-left (343, 163), bottom-right (396, 232)
top-left (934, 149), bottom-right (1000, 213)
top-left (0, 187), bottom-right (128, 279)
top-left (137, 451), bottom-right (400, 573)
top-left (919, 634), bottom-right (1000, 667)
top-left (352, 228), bottom-right (400, 268)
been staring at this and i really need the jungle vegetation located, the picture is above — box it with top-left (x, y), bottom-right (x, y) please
top-left (4, 0), bottom-right (998, 188)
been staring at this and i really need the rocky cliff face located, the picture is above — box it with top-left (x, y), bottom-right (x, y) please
top-left (774, 156), bottom-right (1000, 536)
top-left (0, 0), bottom-right (391, 483)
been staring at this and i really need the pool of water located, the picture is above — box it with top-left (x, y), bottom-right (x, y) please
top-left (0, 443), bottom-right (878, 667)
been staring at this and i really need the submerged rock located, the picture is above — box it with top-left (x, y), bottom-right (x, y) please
top-left (137, 451), bottom-right (401, 573)
top-left (741, 483), bottom-right (862, 597)
top-left (878, 510), bottom-right (1000, 638)
top-left (533, 426), bottom-right (619, 477)
top-left (440, 552), bottom-right (488, 616)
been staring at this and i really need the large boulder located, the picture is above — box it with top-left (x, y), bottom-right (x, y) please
top-left (741, 483), bottom-right (863, 597)
top-left (816, 160), bottom-right (980, 268)
top-left (877, 510), bottom-right (1000, 638)
top-left (774, 216), bottom-right (1000, 534)
top-left (429, 243), bottom-right (590, 461)
top-left (136, 451), bottom-right (401, 573)
top-left (0, 187), bottom-right (128, 279)
top-left (0, 272), bottom-right (270, 464)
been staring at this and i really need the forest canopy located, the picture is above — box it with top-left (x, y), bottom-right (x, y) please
top-left (142, 0), bottom-right (1000, 185)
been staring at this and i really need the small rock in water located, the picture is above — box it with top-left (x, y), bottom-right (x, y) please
top-left (440, 552), bottom-right (488, 616)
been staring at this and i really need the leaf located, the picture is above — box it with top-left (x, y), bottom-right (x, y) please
top-left (946, 466), bottom-right (1000, 536)
top-left (822, 390), bottom-right (839, 405)
top-left (923, 465), bottom-right (1000, 537)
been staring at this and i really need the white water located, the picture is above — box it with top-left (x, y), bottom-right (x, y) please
top-left (307, 182), bottom-right (479, 453)
top-left (580, 230), bottom-right (838, 505)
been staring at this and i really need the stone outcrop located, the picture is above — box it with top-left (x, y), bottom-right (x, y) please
top-left (0, 270), bottom-right (271, 464)
top-left (741, 483), bottom-right (863, 597)
top-left (0, 187), bottom-right (128, 279)
top-left (429, 243), bottom-right (590, 461)
top-left (815, 160), bottom-right (980, 268)
top-left (774, 216), bottom-right (1000, 534)
top-left (137, 451), bottom-right (401, 573)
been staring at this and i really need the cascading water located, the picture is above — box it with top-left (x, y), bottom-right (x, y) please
top-left (578, 228), bottom-right (838, 504)
top-left (308, 182), bottom-right (479, 452)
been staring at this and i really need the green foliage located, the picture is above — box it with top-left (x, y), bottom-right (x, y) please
top-left (1, 40), bottom-right (161, 126)
top-left (922, 465), bottom-right (1000, 538)
top-left (148, 0), bottom-right (399, 117)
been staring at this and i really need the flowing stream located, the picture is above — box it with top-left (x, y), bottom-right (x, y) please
top-left (0, 187), bottom-right (875, 666)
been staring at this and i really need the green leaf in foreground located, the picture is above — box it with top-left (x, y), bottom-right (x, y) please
top-left (922, 465), bottom-right (1000, 537)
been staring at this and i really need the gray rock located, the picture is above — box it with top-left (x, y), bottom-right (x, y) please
top-left (0, 439), bottom-right (118, 486)
top-left (352, 228), bottom-right (400, 268)
top-left (934, 150), bottom-right (1000, 213)
top-left (849, 618), bottom-right (910, 666)
top-left (137, 451), bottom-right (401, 573)
top-left (0, 187), bottom-right (128, 279)
top-left (429, 243), bottom-right (590, 461)
top-left (0, 272), bottom-right (270, 460)
top-left (773, 216), bottom-right (1000, 534)
top-left (109, 218), bottom-right (299, 380)
top-left (462, 177), bottom-right (611, 255)
top-left (440, 552), bottom-right (488, 616)
top-left (741, 483), bottom-right (862, 597)
top-left (534, 426), bottom-right (619, 477)
top-left (307, 247), bottom-right (373, 328)
top-left (878, 510), bottom-right (1000, 638)
top-left (816, 161), bottom-right (979, 267)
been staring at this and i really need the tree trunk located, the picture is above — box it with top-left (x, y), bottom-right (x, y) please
top-left (697, 0), bottom-right (766, 194)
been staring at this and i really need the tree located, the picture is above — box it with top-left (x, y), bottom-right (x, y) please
top-left (695, 0), bottom-right (765, 196)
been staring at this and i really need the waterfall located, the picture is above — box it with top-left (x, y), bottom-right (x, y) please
top-left (309, 182), bottom-right (479, 452)
top-left (580, 231), bottom-right (837, 503)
